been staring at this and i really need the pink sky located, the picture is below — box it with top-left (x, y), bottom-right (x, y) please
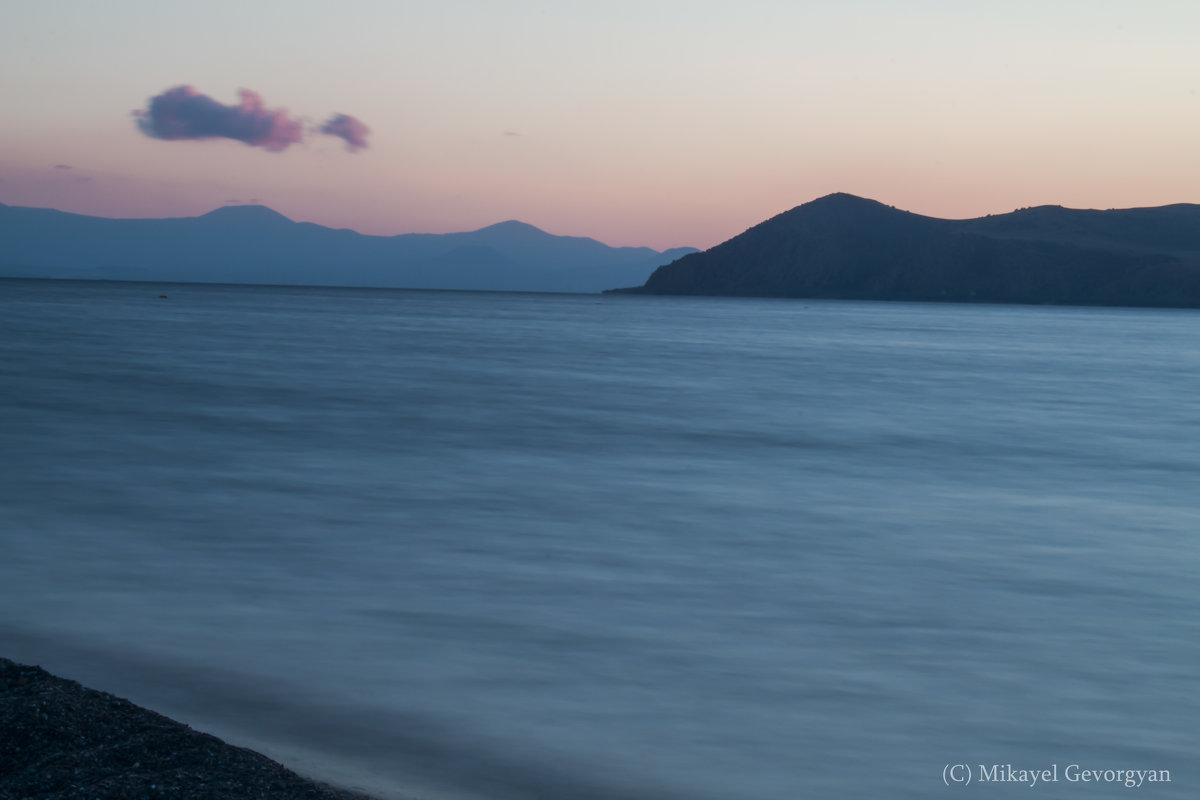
top-left (2, 1), bottom-right (1198, 251)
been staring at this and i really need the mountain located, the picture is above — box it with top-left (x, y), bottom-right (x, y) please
top-left (0, 204), bottom-right (697, 293)
top-left (612, 194), bottom-right (1200, 308)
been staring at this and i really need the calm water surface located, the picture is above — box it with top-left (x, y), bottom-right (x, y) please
top-left (1, 280), bottom-right (1197, 799)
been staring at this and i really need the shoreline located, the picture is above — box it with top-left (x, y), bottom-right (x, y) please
top-left (0, 656), bottom-right (384, 800)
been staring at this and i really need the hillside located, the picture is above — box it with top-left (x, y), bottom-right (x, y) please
top-left (613, 194), bottom-right (1200, 308)
top-left (0, 203), bottom-right (696, 294)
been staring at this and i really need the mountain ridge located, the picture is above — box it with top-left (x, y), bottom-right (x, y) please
top-left (0, 203), bottom-right (697, 294)
top-left (613, 194), bottom-right (1200, 308)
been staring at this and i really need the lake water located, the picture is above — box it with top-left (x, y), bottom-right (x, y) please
top-left (1, 279), bottom-right (1197, 799)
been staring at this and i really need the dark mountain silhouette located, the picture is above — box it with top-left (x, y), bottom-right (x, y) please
top-left (612, 194), bottom-right (1200, 308)
top-left (0, 204), bottom-right (696, 293)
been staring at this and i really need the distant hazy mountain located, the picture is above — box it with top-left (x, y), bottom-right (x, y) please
top-left (0, 203), bottom-right (696, 293)
top-left (613, 193), bottom-right (1200, 308)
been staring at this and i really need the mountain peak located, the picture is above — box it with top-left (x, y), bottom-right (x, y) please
top-left (742, 193), bottom-right (913, 238)
top-left (200, 205), bottom-right (293, 225)
top-left (798, 193), bottom-right (896, 214)
top-left (812, 192), bottom-right (876, 204)
top-left (475, 220), bottom-right (548, 236)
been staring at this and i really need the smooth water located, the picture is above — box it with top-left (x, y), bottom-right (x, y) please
top-left (2, 280), bottom-right (1197, 799)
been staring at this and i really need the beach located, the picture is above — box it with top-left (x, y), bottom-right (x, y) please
top-left (0, 657), bottom-right (380, 800)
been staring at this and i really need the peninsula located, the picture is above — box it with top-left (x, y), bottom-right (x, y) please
top-left (611, 194), bottom-right (1200, 308)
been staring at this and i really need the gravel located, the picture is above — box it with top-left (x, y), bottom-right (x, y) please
top-left (0, 657), bottom-right (379, 800)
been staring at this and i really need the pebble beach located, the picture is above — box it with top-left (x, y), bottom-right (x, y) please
top-left (0, 657), bottom-right (380, 800)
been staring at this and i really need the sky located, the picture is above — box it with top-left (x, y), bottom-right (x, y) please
top-left (2, 0), bottom-right (1198, 250)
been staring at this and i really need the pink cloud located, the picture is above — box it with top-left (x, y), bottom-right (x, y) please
top-left (319, 113), bottom-right (370, 151)
top-left (133, 85), bottom-right (305, 152)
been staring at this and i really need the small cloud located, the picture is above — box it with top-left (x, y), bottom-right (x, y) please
top-left (319, 113), bottom-right (369, 151)
top-left (503, 131), bottom-right (520, 137)
top-left (133, 85), bottom-right (304, 152)
top-left (54, 164), bottom-right (73, 170)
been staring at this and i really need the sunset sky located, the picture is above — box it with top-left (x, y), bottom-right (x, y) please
top-left (2, 0), bottom-right (1198, 250)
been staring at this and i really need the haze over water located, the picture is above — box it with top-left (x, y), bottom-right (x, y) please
top-left (2, 280), bottom-right (1197, 799)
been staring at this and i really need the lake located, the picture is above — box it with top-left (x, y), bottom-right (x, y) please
top-left (1, 279), bottom-right (1197, 799)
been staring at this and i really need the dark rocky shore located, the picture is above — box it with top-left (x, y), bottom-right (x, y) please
top-left (0, 657), bottom-right (378, 800)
